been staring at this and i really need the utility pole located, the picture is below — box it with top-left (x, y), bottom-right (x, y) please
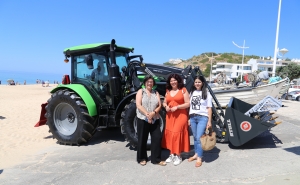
top-left (205, 53), bottom-right (214, 83)
top-left (210, 53), bottom-right (213, 83)
top-left (272, 0), bottom-right (282, 77)
top-left (233, 40), bottom-right (249, 82)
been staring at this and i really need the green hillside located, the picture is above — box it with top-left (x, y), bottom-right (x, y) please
top-left (163, 52), bottom-right (261, 77)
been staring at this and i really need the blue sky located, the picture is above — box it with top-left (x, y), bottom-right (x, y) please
top-left (0, 0), bottom-right (299, 74)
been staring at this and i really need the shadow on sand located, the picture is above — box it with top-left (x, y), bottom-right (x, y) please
top-left (44, 135), bottom-right (54, 139)
top-left (284, 146), bottom-right (300, 156)
top-left (229, 130), bottom-right (282, 149)
top-left (0, 169), bottom-right (3, 175)
top-left (179, 146), bottom-right (221, 163)
top-left (86, 128), bottom-right (125, 146)
top-left (44, 128), bottom-right (125, 146)
top-left (0, 116), bottom-right (6, 120)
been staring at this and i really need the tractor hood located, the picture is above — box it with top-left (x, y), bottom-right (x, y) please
top-left (137, 63), bottom-right (185, 80)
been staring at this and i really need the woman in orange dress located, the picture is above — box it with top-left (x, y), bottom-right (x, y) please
top-left (161, 73), bottom-right (190, 166)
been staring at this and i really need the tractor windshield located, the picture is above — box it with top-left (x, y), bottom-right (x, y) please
top-left (72, 51), bottom-right (130, 105)
top-left (108, 52), bottom-right (129, 73)
top-left (74, 53), bottom-right (109, 83)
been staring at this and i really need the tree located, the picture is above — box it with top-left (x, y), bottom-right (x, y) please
top-left (276, 62), bottom-right (300, 80)
top-left (202, 64), bottom-right (211, 77)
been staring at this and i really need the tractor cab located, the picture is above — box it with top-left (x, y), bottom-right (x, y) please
top-left (64, 43), bottom-right (135, 108)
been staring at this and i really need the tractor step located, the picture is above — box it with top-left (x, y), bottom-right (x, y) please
top-left (96, 126), bottom-right (108, 131)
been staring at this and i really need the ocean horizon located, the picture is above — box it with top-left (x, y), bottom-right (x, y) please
top-left (0, 70), bottom-right (68, 85)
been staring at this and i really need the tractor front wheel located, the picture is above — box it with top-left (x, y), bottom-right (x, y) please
top-left (45, 89), bottom-right (96, 145)
top-left (120, 99), bottom-right (166, 148)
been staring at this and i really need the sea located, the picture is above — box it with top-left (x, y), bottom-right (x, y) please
top-left (0, 70), bottom-right (67, 85)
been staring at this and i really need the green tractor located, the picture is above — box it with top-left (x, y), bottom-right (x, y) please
top-left (35, 39), bottom-right (190, 147)
top-left (35, 39), bottom-right (282, 148)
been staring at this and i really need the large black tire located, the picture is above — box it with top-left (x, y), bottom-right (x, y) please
top-left (120, 99), bottom-right (166, 148)
top-left (45, 89), bottom-right (97, 145)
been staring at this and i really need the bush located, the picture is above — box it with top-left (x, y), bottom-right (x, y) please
top-left (276, 62), bottom-right (300, 79)
top-left (201, 52), bottom-right (218, 56)
top-left (200, 58), bottom-right (209, 63)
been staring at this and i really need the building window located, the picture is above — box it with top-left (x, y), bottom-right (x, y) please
top-left (236, 72), bottom-right (239, 76)
top-left (217, 65), bottom-right (225, 68)
top-left (268, 67), bottom-right (272, 72)
top-left (243, 66), bottom-right (251, 70)
top-left (258, 67), bottom-right (265, 71)
top-left (266, 62), bottom-right (272, 64)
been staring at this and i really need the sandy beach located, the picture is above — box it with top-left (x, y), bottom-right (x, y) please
top-left (0, 84), bottom-right (57, 168)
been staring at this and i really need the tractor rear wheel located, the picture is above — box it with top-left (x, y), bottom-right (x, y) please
top-left (120, 99), bottom-right (166, 148)
top-left (45, 89), bottom-right (96, 145)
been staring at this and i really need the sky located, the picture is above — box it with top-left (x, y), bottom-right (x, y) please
top-left (0, 0), bottom-right (299, 75)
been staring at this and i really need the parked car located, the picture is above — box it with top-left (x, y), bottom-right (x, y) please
top-left (291, 92), bottom-right (300, 101)
top-left (281, 89), bottom-right (300, 100)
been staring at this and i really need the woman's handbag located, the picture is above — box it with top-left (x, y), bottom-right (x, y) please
top-left (200, 127), bottom-right (216, 151)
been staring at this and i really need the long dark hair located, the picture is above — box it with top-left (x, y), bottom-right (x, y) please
top-left (166, 73), bottom-right (184, 91)
top-left (189, 75), bottom-right (208, 100)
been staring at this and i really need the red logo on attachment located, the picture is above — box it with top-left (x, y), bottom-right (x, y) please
top-left (240, 121), bottom-right (251, 132)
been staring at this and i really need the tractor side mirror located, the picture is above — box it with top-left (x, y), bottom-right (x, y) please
top-left (121, 66), bottom-right (127, 73)
top-left (140, 56), bottom-right (143, 63)
top-left (85, 54), bottom-right (94, 69)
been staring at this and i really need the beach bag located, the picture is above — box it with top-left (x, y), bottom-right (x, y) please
top-left (200, 127), bottom-right (216, 151)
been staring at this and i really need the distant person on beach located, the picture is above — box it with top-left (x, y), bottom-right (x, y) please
top-left (24, 80), bottom-right (26, 85)
top-left (0, 80), bottom-right (1, 85)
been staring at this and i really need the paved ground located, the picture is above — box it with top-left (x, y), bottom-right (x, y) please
top-left (0, 100), bottom-right (299, 185)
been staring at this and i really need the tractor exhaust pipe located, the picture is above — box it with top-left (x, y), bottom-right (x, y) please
top-left (109, 39), bottom-right (121, 107)
top-left (110, 39), bottom-right (116, 65)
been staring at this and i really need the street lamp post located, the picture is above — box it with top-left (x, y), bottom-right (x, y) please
top-left (279, 48), bottom-right (288, 60)
top-left (210, 53), bottom-right (214, 83)
top-left (232, 40), bottom-right (249, 82)
top-left (272, 0), bottom-right (282, 77)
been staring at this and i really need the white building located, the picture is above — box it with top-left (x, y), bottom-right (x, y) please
top-left (212, 58), bottom-right (298, 81)
top-left (168, 58), bottom-right (183, 64)
top-left (212, 62), bottom-right (252, 79)
top-left (247, 58), bottom-right (293, 74)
